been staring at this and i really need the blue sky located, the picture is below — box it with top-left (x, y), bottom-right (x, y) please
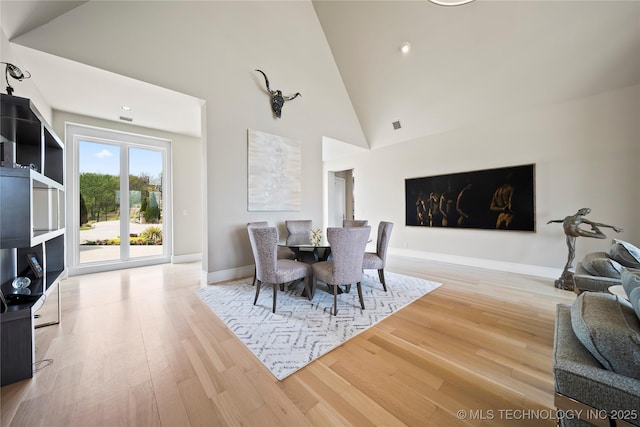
top-left (79, 141), bottom-right (162, 180)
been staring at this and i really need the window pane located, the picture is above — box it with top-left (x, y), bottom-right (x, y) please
top-left (129, 147), bottom-right (164, 258)
top-left (79, 141), bottom-right (121, 263)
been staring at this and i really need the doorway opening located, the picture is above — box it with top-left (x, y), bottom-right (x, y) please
top-left (327, 169), bottom-right (354, 227)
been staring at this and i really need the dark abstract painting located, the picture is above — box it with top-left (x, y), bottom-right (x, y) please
top-left (405, 164), bottom-right (535, 231)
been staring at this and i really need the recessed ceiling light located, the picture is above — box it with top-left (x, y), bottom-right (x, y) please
top-left (428, 0), bottom-right (475, 6)
top-left (400, 42), bottom-right (411, 54)
top-left (121, 105), bottom-right (133, 111)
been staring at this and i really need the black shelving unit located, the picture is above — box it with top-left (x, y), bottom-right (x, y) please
top-left (1, 94), bottom-right (65, 386)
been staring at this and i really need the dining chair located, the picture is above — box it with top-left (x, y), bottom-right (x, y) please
top-left (312, 226), bottom-right (371, 316)
top-left (285, 220), bottom-right (312, 235)
top-left (285, 220), bottom-right (315, 262)
top-left (247, 226), bottom-right (312, 313)
top-left (362, 221), bottom-right (394, 291)
top-left (248, 222), bottom-right (295, 286)
top-left (343, 219), bottom-right (368, 227)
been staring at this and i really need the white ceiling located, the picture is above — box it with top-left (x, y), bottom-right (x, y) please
top-left (0, 0), bottom-right (85, 40)
top-left (313, 0), bottom-right (640, 149)
top-left (2, 0), bottom-right (640, 145)
top-left (1, 0), bottom-right (204, 138)
top-left (13, 45), bottom-right (204, 138)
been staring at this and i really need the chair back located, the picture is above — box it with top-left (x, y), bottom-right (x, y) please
top-left (327, 226), bottom-right (371, 284)
top-left (286, 220), bottom-right (312, 235)
top-left (247, 221), bottom-right (269, 227)
top-left (376, 221), bottom-right (394, 262)
top-left (343, 219), bottom-right (368, 227)
top-left (247, 226), bottom-right (278, 283)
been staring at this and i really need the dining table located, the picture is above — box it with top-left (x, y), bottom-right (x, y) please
top-left (279, 232), bottom-right (361, 296)
top-left (278, 233), bottom-right (332, 264)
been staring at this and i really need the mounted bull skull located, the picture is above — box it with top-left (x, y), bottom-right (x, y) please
top-left (255, 69), bottom-right (301, 119)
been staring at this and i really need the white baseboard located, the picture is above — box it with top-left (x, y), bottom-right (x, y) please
top-left (207, 264), bottom-right (254, 285)
top-left (68, 256), bottom-right (170, 276)
top-left (171, 253), bottom-right (202, 264)
top-left (390, 248), bottom-right (563, 279)
top-left (201, 250), bottom-right (563, 286)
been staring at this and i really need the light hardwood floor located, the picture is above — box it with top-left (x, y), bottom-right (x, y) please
top-left (1, 256), bottom-right (576, 426)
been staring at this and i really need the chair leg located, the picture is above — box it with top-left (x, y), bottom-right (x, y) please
top-left (378, 269), bottom-right (387, 292)
top-left (356, 281), bottom-right (365, 309)
top-left (252, 268), bottom-right (257, 286)
top-left (304, 275), bottom-right (312, 301)
top-left (253, 280), bottom-right (261, 305)
top-left (333, 284), bottom-right (338, 316)
top-left (272, 283), bottom-right (278, 313)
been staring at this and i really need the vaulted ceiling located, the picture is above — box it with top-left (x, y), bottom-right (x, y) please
top-left (2, 1), bottom-right (639, 147)
top-left (313, 1), bottom-right (640, 149)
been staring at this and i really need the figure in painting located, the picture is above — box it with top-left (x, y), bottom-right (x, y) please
top-left (490, 173), bottom-right (515, 229)
top-left (456, 180), bottom-right (473, 227)
top-left (428, 187), bottom-right (441, 226)
top-left (547, 208), bottom-right (623, 290)
top-left (415, 192), bottom-right (428, 226)
top-left (439, 181), bottom-right (457, 227)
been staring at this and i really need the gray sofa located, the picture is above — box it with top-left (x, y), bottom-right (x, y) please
top-left (573, 261), bottom-right (621, 293)
top-left (573, 240), bottom-right (640, 294)
top-left (553, 268), bottom-right (640, 427)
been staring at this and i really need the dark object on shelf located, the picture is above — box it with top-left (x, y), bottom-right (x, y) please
top-left (0, 62), bottom-right (31, 96)
top-left (254, 69), bottom-right (301, 118)
top-left (25, 253), bottom-right (43, 278)
top-left (0, 141), bottom-right (16, 167)
top-left (0, 288), bottom-right (7, 312)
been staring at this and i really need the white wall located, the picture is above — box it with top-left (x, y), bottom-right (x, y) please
top-left (10, 3), bottom-right (638, 281)
top-left (52, 111), bottom-right (203, 260)
top-left (2, 28), bottom-right (203, 264)
top-left (11, 1), bottom-right (367, 282)
top-left (0, 29), bottom-right (51, 121)
top-left (325, 84), bottom-right (640, 277)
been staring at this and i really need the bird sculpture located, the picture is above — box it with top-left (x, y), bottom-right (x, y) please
top-left (255, 69), bottom-right (301, 119)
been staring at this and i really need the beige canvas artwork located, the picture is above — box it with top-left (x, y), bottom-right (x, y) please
top-left (247, 129), bottom-right (301, 211)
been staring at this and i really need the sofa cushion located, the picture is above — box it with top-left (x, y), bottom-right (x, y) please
top-left (581, 252), bottom-right (622, 278)
top-left (631, 287), bottom-right (640, 323)
top-left (554, 305), bottom-right (640, 425)
top-left (571, 291), bottom-right (640, 380)
top-left (622, 267), bottom-right (640, 300)
top-left (608, 239), bottom-right (640, 269)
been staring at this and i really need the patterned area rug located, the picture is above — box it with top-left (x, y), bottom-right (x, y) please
top-left (196, 271), bottom-right (441, 380)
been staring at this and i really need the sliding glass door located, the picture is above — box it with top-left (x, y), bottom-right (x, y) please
top-left (78, 140), bottom-right (122, 264)
top-left (69, 124), bottom-right (171, 274)
top-left (128, 147), bottom-right (164, 259)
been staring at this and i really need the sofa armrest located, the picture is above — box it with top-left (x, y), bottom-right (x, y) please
top-left (573, 262), bottom-right (622, 294)
top-left (553, 304), bottom-right (640, 426)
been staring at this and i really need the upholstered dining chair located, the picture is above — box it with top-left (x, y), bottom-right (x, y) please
top-left (362, 221), bottom-right (394, 291)
top-left (312, 226), bottom-right (371, 316)
top-left (285, 220), bottom-right (315, 262)
top-left (285, 219), bottom-right (312, 235)
top-left (247, 226), bottom-right (312, 313)
top-left (343, 219), bottom-right (369, 227)
top-left (248, 222), bottom-right (295, 286)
